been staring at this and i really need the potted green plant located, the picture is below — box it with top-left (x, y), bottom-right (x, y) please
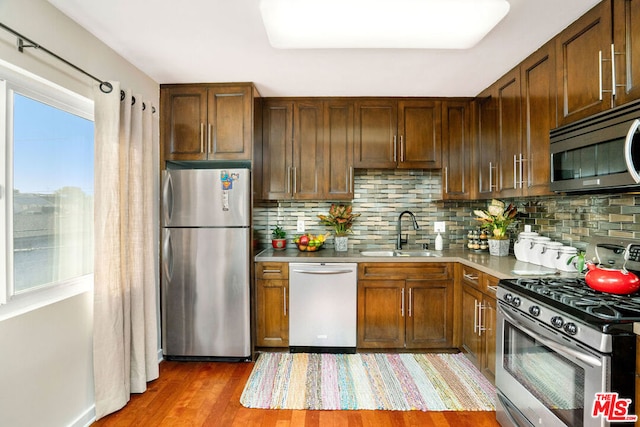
top-left (317, 204), bottom-right (360, 252)
top-left (271, 225), bottom-right (287, 250)
top-left (473, 199), bottom-right (518, 256)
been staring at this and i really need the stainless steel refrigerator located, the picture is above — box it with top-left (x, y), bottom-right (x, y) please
top-left (161, 167), bottom-right (251, 360)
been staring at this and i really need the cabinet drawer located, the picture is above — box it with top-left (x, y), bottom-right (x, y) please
top-left (256, 262), bottom-right (289, 279)
top-left (461, 265), bottom-right (483, 290)
top-left (359, 262), bottom-right (452, 280)
top-left (484, 274), bottom-right (499, 297)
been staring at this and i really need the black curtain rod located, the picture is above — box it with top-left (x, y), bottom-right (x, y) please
top-left (0, 21), bottom-right (113, 93)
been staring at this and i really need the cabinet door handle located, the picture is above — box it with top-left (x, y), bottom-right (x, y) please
top-left (513, 154), bottom-right (517, 189)
top-left (292, 167), bottom-right (297, 194)
top-left (208, 123), bottom-right (212, 154)
top-left (478, 302), bottom-right (486, 334)
top-left (287, 167), bottom-right (292, 194)
top-left (599, 49), bottom-right (604, 101)
top-left (408, 287), bottom-right (412, 317)
top-left (444, 167), bottom-right (448, 194)
top-left (393, 135), bottom-right (397, 162)
top-left (283, 288), bottom-right (287, 317)
top-left (401, 288), bottom-right (405, 317)
top-left (473, 299), bottom-right (479, 334)
top-left (200, 123), bottom-right (205, 153)
top-left (400, 135), bottom-right (405, 162)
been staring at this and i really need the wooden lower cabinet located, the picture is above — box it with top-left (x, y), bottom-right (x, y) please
top-left (255, 262), bottom-right (289, 347)
top-left (357, 263), bottom-right (454, 349)
top-left (459, 265), bottom-right (498, 382)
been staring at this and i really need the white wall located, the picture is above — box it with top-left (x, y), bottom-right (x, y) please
top-left (0, 1), bottom-right (159, 426)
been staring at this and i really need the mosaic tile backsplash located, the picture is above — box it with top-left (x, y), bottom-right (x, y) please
top-left (253, 169), bottom-right (640, 252)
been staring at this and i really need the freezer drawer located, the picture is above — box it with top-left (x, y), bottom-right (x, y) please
top-left (289, 263), bottom-right (357, 349)
top-left (162, 227), bottom-right (250, 358)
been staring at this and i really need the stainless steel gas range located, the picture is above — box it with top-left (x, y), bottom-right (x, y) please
top-left (496, 237), bottom-right (640, 427)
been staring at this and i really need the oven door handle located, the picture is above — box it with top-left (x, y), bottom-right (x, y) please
top-left (500, 307), bottom-right (603, 368)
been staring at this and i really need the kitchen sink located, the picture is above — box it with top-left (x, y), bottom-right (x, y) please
top-left (359, 250), bottom-right (396, 257)
top-left (359, 250), bottom-right (441, 257)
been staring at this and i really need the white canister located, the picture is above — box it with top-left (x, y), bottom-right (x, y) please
top-left (541, 242), bottom-right (564, 269)
top-left (555, 246), bottom-right (579, 272)
top-left (514, 232), bottom-right (539, 262)
top-left (529, 236), bottom-right (551, 265)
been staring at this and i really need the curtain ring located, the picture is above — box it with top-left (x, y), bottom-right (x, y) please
top-left (100, 81), bottom-right (113, 93)
top-left (120, 90), bottom-right (125, 101)
top-left (132, 96), bottom-right (136, 106)
top-left (142, 102), bottom-right (146, 111)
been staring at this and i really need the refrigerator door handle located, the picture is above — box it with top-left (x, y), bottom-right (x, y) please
top-left (162, 171), bottom-right (173, 224)
top-left (162, 230), bottom-right (173, 281)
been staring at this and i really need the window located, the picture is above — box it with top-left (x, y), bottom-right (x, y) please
top-left (0, 61), bottom-right (94, 320)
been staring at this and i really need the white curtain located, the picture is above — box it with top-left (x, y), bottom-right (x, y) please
top-left (93, 81), bottom-right (159, 419)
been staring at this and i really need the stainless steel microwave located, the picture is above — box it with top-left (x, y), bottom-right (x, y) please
top-left (550, 99), bottom-right (640, 193)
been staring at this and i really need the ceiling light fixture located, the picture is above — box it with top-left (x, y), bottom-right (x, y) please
top-left (259, 0), bottom-right (510, 49)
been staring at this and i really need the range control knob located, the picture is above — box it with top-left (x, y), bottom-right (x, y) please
top-left (504, 293), bottom-right (513, 303)
top-left (564, 323), bottom-right (578, 335)
top-left (511, 297), bottom-right (521, 307)
top-left (551, 316), bottom-right (564, 329)
top-left (529, 306), bottom-right (541, 317)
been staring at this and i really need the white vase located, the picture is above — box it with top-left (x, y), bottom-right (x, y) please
top-left (488, 238), bottom-right (510, 256)
top-left (334, 235), bottom-right (348, 252)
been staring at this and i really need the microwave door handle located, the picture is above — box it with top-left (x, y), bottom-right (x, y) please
top-left (500, 307), bottom-right (602, 368)
top-left (624, 119), bottom-right (640, 183)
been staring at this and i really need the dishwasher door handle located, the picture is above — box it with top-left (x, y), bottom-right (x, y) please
top-left (292, 269), bottom-right (354, 275)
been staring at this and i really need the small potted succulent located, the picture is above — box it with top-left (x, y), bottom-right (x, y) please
top-left (271, 225), bottom-right (287, 250)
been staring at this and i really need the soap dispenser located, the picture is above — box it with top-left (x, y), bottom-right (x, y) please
top-left (435, 232), bottom-right (443, 251)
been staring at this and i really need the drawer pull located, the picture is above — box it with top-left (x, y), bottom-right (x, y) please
top-left (464, 273), bottom-right (479, 281)
top-left (262, 269), bottom-right (282, 274)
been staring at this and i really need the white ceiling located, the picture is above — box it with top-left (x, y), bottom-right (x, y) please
top-left (47, 0), bottom-right (601, 98)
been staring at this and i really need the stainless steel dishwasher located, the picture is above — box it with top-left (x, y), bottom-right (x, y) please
top-left (288, 262), bottom-right (357, 353)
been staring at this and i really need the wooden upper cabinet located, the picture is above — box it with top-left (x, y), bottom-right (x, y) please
top-left (520, 41), bottom-right (556, 197)
top-left (160, 83), bottom-right (255, 163)
top-left (262, 98), bottom-right (334, 200)
top-left (207, 85), bottom-right (253, 159)
top-left (556, 0), bottom-right (613, 126)
top-left (442, 100), bottom-right (472, 200)
top-left (613, 0), bottom-right (640, 105)
top-left (496, 69), bottom-right (522, 197)
top-left (354, 99), bottom-right (398, 168)
top-left (324, 100), bottom-right (355, 200)
top-left (161, 86), bottom-right (208, 161)
top-left (293, 100), bottom-right (324, 199)
top-left (354, 99), bottom-right (442, 169)
top-left (398, 100), bottom-right (442, 169)
top-left (262, 100), bottom-right (294, 200)
top-left (474, 88), bottom-right (498, 199)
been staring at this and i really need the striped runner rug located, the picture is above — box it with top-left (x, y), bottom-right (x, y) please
top-left (240, 352), bottom-right (496, 411)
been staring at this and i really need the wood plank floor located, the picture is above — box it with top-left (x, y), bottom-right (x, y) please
top-left (92, 360), bottom-right (501, 427)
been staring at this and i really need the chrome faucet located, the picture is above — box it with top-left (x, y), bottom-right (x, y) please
top-left (396, 210), bottom-right (420, 250)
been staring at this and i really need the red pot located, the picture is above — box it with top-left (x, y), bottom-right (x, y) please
top-left (584, 262), bottom-right (640, 295)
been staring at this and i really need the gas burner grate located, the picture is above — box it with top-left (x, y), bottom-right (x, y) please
top-left (509, 276), bottom-right (640, 321)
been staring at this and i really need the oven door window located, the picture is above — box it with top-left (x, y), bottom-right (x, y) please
top-left (503, 321), bottom-right (585, 427)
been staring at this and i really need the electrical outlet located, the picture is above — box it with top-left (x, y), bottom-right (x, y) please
top-left (297, 219), bottom-right (305, 233)
top-left (434, 221), bottom-right (446, 233)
